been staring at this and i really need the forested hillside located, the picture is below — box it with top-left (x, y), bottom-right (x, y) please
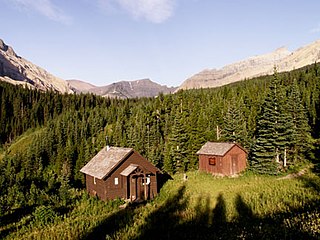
top-left (0, 64), bottom-right (320, 236)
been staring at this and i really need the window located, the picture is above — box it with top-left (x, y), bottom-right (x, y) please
top-left (209, 157), bottom-right (216, 166)
top-left (114, 177), bottom-right (119, 185)
top-left (93, 177), bottom-right (96, 185)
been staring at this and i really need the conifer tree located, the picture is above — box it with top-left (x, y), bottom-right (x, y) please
top-left (287, 79), bottom-right (314, 162)
top-left (169, 106), bottom-right (189, 173)
top-left (163, 141), bottom-right (175, 174)
top-left (221, 98), bottom-right (248, 146)
top-left (250, 69), bottom-right (291, 174)
top-left (274, 85), bottom-right (295, 167)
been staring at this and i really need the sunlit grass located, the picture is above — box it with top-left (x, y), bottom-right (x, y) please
top-left (3, 169), bottom-right (319, 239)
top-left (2, 128), bottom-right (44, 159)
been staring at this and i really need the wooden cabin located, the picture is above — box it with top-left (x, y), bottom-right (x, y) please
top-left (197, 142), bottom-right (247, 176)
top-left (80, 146), bottom-right (161, 201)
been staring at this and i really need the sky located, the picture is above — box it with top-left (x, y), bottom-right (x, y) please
top-left (1, 0), bottom-right (320, 87)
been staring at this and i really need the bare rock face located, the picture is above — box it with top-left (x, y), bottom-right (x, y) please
top-left (277, 40), bottom-right (320, 71)
top-left (69, 78), bottom-right (177, 99)
top-left (67, 79), bottom-right (97, 93)
top-left (179, 40), bottom-right (320, 90)
top-left (0, 39), bottom-right (73, 93)
top-left (93, 79), bottom-right (177, 98)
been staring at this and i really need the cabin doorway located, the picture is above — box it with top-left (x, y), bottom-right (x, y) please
top-left (231, 155), bottom-right (238, 175)
top-left (128, 174), bottom-right (150, 201)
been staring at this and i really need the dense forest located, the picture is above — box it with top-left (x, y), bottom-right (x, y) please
top-left (0, 64), bottom-right (320, 236)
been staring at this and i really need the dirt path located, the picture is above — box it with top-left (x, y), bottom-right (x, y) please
top-left (278, 168), bottom-right (308, 180)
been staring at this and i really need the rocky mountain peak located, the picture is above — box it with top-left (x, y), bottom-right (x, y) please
top-left (0, 39), bottom-right (73, 93)
top-left (0, 39), bottom-right (17, 56)
top-left (0, 39), bottom-right (8, 51)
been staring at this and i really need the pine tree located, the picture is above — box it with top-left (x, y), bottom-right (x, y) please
top-left (250, 69), bottom-right (292, 174)
top-left (163, 141), bottom-right (175, 174)
top-left (274, 86), bottom-right (295, 167)
top-left (287, 79), bottom-right (314, 162)
top-left (169, 107), bottom-right (189, 173)
top-left (221, 98), bottom-right (248, 146)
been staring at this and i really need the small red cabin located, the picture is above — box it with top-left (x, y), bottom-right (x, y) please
top-left (197, 142), bottom-right (247, 176)
top-left (80, 146), bottom-right (161, 201)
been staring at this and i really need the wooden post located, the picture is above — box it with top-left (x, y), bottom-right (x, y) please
top-left (276, 148), bottom-right (279, 163)
top-left (144, 174), bottom-right (147, 200)
top-left (284, 148), bottom-right (287, 167)
top-left (183, 173), bottom-right (188, 181)
top-left (129, 175), bottom-right (132, 202)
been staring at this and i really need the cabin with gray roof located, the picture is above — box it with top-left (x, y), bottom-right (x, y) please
top-left (80, 146), bottom-right (161, 201)
top-left (197, 142), bottom-right (247, 176)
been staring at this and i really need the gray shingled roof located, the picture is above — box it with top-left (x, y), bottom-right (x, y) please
top-left (80, 146), bottom-right (133, 179)
top-left (196, 142), bottom-right (235, 156)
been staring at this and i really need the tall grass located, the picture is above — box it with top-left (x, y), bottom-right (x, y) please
top-left (2, 170), bottom-right (319, 239)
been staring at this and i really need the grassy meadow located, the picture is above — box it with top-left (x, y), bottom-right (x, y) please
top-left (1, 168), bottom-right (319, 240)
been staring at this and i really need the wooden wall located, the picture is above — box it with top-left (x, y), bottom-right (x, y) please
top-left (85, 151), bottom-right (159, 200)
top-left (198, 145), bottom-right (247, 176)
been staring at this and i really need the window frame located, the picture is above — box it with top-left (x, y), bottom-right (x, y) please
top-left (114, 177), bottom-right (119, 185)
top-left (209, 157), bottom-right (216, 166)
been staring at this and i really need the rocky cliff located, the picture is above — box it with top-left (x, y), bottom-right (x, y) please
top-left (179, 40), bottom-right (320, 90)
top-left (0, 39), bottom-right (73, 93)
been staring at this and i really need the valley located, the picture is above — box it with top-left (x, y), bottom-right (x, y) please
top-left (0, 62), bottom-right (320, 239)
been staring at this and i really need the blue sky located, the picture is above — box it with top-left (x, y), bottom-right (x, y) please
top-left (1, 0), bottom-right (320, 87)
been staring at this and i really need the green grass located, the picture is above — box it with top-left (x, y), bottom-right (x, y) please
top-left (0, 128), bottom-right (44, 162)
top-left (2, 170), bottom-right (320, 239)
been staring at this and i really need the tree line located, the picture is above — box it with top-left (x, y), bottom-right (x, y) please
top-left (0, 63), bottom-right (319, 214)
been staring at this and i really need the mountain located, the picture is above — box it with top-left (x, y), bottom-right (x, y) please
top-left (179, 40), bottom-right (320, 90)
top-left (67, 79), bottom-right (97, 93)
top-left (68, 78), bottom-right (177, 98)
top-left (0, 39), bottom-right (174, 98)
top-left (0, 39), bottom-right (73, 93)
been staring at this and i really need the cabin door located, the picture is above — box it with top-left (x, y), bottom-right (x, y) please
top-left (129, 175), bottom-right (144, 201)
top-left (137, 176), bottom-right (144, 200)
top-left (231, 155), bottom-right (238, 175)
top-left (129, 176), bottom-right (138, 201)
top-left (129, 174), bottom-right (150, 201)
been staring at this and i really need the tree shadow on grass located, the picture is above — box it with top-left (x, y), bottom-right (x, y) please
top-left (299, 173), bottom-right (320, 193)
top-left (80, 181), bottom-right (319, 240)
top-left (131, 185), bottom-right (188, 240)
top-left (157, 172), bottom-right (173, 193)
top-left (0, 206), bottom-right (35, 239)
top-left (173, 193), bottom-right (228, 239)
top-left (132, 191), bottom-right (319, 240)
top-left (80, 202), bottom-right (142, 240)
top-left (131, 190), bottom-right (228, 240)
top-left (82, 185), bottom-right (188, 240)
top-left (232, 194), bottom-right (319, 240)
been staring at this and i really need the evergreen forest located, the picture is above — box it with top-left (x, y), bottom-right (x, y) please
top-left (0, 64), bottom-right (320, 239)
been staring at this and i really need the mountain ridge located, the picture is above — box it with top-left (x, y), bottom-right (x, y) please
top-left (179, 40), bottom-right (320, 90)
top-left (2, 38), bottom-right (320, 95)
top-left (68, 78), bottom-right (177, 98)
top-left (0, 39), bottom-right (176, 98)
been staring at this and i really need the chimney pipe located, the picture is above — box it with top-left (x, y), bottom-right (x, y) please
top-left (106, 136), bottom-right (110, 151)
